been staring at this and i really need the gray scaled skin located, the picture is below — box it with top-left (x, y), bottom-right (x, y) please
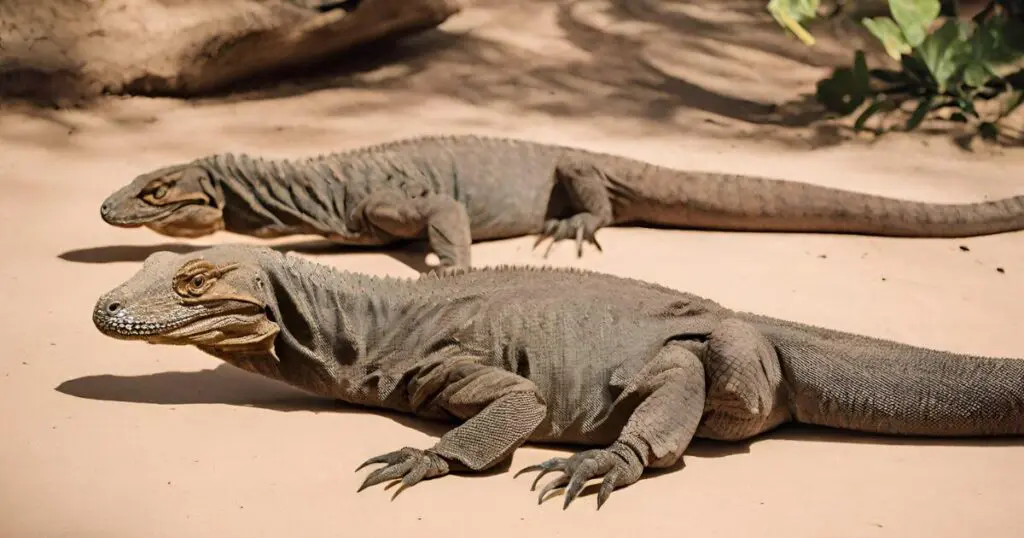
top-left (93, 245), bottom-right (1024, 509)
top-left (99, 135), bottom-right (1024, 271)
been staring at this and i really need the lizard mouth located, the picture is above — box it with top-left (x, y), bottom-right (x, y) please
top-left (93, 302), bottom-right (209, 339)
top-left (92, 300), bottom-right (265, 342)
top-left (101, 200), bottom-right (205, 227)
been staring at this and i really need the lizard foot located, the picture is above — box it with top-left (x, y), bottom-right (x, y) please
top-left (355, 447), bottom-right (449, 495)
top-left (513, 444), bottom-right (642, 510)
top-left (534, 213), bottom-right (604, 259)
top-left (428, 265), bottom-right (466, 277)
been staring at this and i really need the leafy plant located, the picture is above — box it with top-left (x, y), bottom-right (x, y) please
top-left (770, 0), bottom-right (1024, 139)
top-left (768, 0), bottom-right (823, 45)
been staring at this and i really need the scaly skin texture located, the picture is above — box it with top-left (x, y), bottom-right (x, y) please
top-left (100, 135), bottom-right (1024, 270)
top-left (92, 244), bottom-right (1024, 509)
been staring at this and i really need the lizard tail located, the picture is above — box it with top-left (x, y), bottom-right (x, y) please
top-left (748, 315), bottom-right (1024, 437)
top-left (629, 171), bottom-right (1024, 238)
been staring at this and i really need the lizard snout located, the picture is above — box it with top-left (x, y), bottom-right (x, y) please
top-left (91, 294), bottom-right (149, 338)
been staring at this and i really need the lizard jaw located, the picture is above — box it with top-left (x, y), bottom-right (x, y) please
top-left (100, 200), bottom-right (205, 227)
top-left (92, 301), bottom-right (211, 340)
top-left (91, 298), bottom-right (272, 349)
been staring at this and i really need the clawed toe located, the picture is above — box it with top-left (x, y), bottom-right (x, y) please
top-left (513, 458), bottom-right (566, 491)
top-left (355, 447), bottom-right (449, 496)
top-left (532, 215), bottom-right (604, 259)
top-left (514, 448), bottom-right (638, 510)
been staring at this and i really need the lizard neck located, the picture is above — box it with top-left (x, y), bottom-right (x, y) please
top-left (197, 153), bottom-right (352, 239)
top-left (247, 251), bottom-right (417, 403)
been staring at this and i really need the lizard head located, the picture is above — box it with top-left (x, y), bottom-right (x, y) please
top-left (100, 163), bottom-right (225, 238)
top-left (92, 247), bottom-right (279, 353)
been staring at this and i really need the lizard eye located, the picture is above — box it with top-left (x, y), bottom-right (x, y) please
top-left (179, 273), bottom-right (211, 297)
top-left (153, 185), bottom-right (168, 199)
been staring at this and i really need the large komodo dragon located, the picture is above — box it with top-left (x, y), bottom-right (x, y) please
top-left (92, 244), bottom-right (1024, 509)
top-left (99, 135), bottom-right (1024, 271)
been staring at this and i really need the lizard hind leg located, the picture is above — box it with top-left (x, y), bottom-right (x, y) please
top-left (697, 318), bottom-right (791, 441)
top-left (514, 341), bottom-right (706, 510)
top-left (534, 156), bottom-right (615, 259)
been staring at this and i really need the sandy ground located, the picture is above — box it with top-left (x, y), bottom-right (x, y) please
top-left (2, 1), bottom-right (1024, 537)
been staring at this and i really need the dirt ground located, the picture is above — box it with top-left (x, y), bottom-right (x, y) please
top-left (2, 1), bottom-right (1023, 537)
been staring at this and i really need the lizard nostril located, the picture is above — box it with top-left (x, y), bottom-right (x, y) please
top-left (107, 301), bottom-right (122, 313)
top-left (100, 202), bottom-right (110, 215)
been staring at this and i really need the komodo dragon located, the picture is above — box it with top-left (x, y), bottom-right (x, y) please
top-left (98, 135), bottom-right (1024, 271)
top-left (92, 244), bottom-right (1024, 509)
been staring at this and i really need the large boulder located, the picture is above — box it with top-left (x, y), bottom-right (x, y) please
top-left (0, 0), bottom-right (461, 104)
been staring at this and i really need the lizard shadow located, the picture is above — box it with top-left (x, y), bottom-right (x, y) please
top-left (55, 361), bottom-right (1024, 503)
top-left (54, 361), bottom-right (676, 486)
top-left (536, 422), bottom-right (1024, 503)
top-left (57, 239), bottom-right (436, 273)
top-left (54, 362), bottom-right (511, 478)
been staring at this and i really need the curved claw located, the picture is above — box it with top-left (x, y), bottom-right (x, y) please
top-left (533, 214), bottom-right (604, 260)
top-left (355, 452), bottom-right (404, 472)
top-left (538, 474), bottom-right (569, 504)
top-left (543, 236), bottom-right (558, 259)
top-left (354, 447), bottom-right (449, 496)
top-left (575, 226), bottom-right (585, 258)
top-left (516, 447), bottom-right (640, 510)
top-left (596, 470), bottom-right (619, 510)
top-left (562, 460), bottom-right (598, 509)
top-left (358, 458), bottom-right (416, 491)
top-left (514, 458), bottom-right (567, 491)
top-left (533, 221), bottom-right (558, 248)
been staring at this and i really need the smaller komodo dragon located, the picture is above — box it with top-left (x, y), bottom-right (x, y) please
top-left (98, 135), bottom-right (1024, 271)
top-left (92, 244), bottom-right (1024, 509)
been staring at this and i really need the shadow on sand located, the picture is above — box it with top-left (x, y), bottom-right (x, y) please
top-left (57, 239), bottom-right (437, 273)
top-left (56, 358), bottom-right (1023, 500)
top-left (139, 0), bottom-right (882, 148)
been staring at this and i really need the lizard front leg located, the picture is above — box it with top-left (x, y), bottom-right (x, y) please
top-left (515, 341), bottom-right (705, 510)
top-left (353, 190), bottom-right (473, 271)
top-left (356, 360), bottom-right (547, 494)
top-left (535, 155), bottom-right (616, 258)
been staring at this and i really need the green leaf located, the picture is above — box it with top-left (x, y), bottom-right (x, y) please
top-left (963, 62), bottom-right (995, 88)
top-left (854, 98), bottom-right (892, 130)
top-left (905, 96), bottom-right (935, 130)
top-left (961, 17), bottom-right (1024, 89)
top-left (863, 17), bottom-right (911, 60)
top-left (955, 18), bottom-right (973, 42)
top-left (768, 0), bottom-right (821, 45)
top-left (917, 19), bottom-right (970, 92)
top-left (889, 0), bottom-right (941, 48)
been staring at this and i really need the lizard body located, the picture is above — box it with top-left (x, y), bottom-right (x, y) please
top-left (99, 135), bottom-right (1024, 270)
top-left (92, 244), bottom-right (1024, 508)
